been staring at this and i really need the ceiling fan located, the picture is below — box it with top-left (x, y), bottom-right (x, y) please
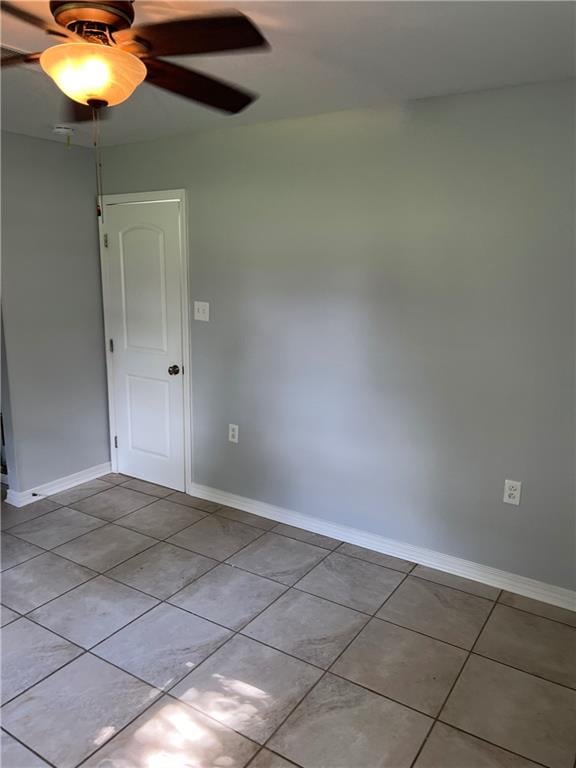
top-left (0, 0), bottom-right (269, 120)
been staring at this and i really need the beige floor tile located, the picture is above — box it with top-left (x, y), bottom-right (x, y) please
top-left (1, 552), bottom-right (95, 613)
top-left (414, 722), bottom-right (542, 767)
top-left (54, 524), bottom-right (156, 571)
top-left (217, 506), bottom-right (276, 531)
top-left (121, 478), bottom-right (174, 497)
top-left (441, 655), bottom-right (576, 768)
top-left (333, 618), bottom-right (466, 715)
top-left (172, 635), bottom-right (322, 743)
top-left (116, 498), bottom-right (206, 538)
top-left (169, 563), bottom-right (286, 630)
top-left (411, 565), bottom-right (500, 600)
top-left (6, 476), bottom-right (573, 768)
top-left (2, 617), bottom-right (82, 702)
top-left (272, 523), bottom-right (341, 550)
top-left (1, 498), bottom-right (60, 531)
top-left (167, 515), bottom-right (264, 560)
top-left (297, 552), bottom-right (405, 613)
top-left (2, 654), bottom-right (160, 768)
top-left (98, 473), bottom-right (131, 485)
top-left (229, 533), bottom-right (327, 586)
top-left (269, 674), bottom-right (431, 768)
top-left (1, 533), bottom-right (43, 570)
top-left (337, 542), bottom-right (415, 573)
top-left (475, 604), bottom-right (576, 688)
top-left (71, 486), bottom-right (156, 521)
top-left (94, 603), bottom-right (232, 689)
top-left (165, 492), bottom-right (221, 513)
top-left (108, 542), bottom-right (217, 599)
top-left (83, 696), bottom-right (258, 768)
top-left (499, 591), bottom-right (576, 628)
top-left (249, 751), bottom-right (300, 768)
top-left (49, 479), bottom-right (112, 506)
top-left (30, 575), bottom-right (158, 648)
top-left (1, 731), bottom-right (51, 768)
top-left (8, 507), bottom-right (105, 549)
top-left (243, 589), bottom-right (368, 668)
top-left (377, 576), bottom-right (493, 649)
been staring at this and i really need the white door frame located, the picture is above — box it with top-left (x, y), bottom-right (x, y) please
top-left (98, 189), bottom-right (193, 493)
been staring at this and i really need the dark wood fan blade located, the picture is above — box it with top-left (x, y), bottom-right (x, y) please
top-left (0, 50), bottom-right (41, 68)
top-left (144, 58), bottom-right (256, 114)
top-left (62, 97), bottom-right (110, 123)
top-left (115, 13), bottom-right (268, 57)
top-left (1, 1), bottom-right (73, 39)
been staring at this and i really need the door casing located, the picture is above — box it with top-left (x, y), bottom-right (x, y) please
top-left (98, 189), bottom-right (193, 493)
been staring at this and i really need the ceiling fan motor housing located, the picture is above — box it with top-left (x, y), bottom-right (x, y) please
top-left (49, 1), bottom-right (135, 31)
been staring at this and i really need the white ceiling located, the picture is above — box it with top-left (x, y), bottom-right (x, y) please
top-left (1, 1), bottom-right (574, 146)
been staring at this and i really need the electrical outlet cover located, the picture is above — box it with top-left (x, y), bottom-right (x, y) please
top-left (503, 479), bottom-right (521, 505)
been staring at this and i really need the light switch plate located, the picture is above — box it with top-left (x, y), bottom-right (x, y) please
top-left (194, 301), bottom-right (210, 322)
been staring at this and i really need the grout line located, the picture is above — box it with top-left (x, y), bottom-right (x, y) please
top-left (246, 747), bottom-right (303, 768)
top-left (1, 544), bottom-right (50, 574)
top-left (213, 506), bottom-right (277, 532)
top-left (468, 650), bottom-right (576, 693)
top-left (3, 502), bottom-right (573, 768)
top-left (7, 595), bottom-right (555, 768)
top-left (416, 720), bottom-right (553, 768)
top-left (0, 726), bottom-right (60, 768)
top-left (71, 685), bottom-right (169, 768)
top-left (407, 572), bottom-right (498, 603)
top-left (335, 541), bottom-right (417, 573)
top-left (3, 535), bottom-right (162, 617)
top-left (270, 522), bottom-right (342, 549)
top-left (5, 599), bottom-right (165, 707)
top-left (288, 581), bottom-right (406, 620)
top-left (79, 552), bottom-right (346, 767)
top-left (104, 557), bottom-right (224, 603)
top-left (407, 592), bottom-right (503, 768)
top-left (219, 556), bottom-right (410, 760)
top-left (1, 501), bottom-right (64, 532)
top-left (2, 490), bottom-right (164, 564)
top-left (495, 596), bottom-right (576, 630)
top-left (4, 568), bottom-right (102, 617)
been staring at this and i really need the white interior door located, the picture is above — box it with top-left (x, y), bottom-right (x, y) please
top-left (102, 197), bottom-right (186, 490)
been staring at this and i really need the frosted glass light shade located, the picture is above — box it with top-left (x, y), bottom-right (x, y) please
top-left (40, 43), bottom-right (146, 106)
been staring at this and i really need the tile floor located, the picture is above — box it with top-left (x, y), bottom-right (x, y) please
top-left (1, 474), bottom-right (575, 768)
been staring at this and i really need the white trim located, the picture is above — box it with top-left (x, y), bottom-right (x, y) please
top-left (189, 481), bottom-right (576, 612)
top-left (6, 462), bottom-right (111, 507)
top-left (98, 190), bottom-right (192, 491)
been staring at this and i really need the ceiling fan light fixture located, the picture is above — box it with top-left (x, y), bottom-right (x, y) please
top-left (39, 42), bottom-right (146, 106)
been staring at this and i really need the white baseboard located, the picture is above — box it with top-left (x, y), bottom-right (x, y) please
top-left (189, 481), bottom-right (576, 612)
top-left (5, 462), bottom-right (112, 508)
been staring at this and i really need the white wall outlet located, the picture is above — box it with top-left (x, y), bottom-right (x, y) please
top-left (194, 301), bottom-right (210, 322)
top-left (503, 479), bottom-right (521, 506)
top-left (228, 424), bottom-right (239, 444)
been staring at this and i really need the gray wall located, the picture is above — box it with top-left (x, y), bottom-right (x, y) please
top-left (2, 132), bottom-right (109, 491)
top-left (1, 320), bottom-right (19, 490)
top-left (104, 80), bottom-right (574, 588)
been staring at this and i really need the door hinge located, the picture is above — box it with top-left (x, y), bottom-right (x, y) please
top-left (103, 233), bottom-right (109, 248)
top-left (114, 436), bottom-right (118, 449)
top-left (109, 338), bottom-right (114, 353)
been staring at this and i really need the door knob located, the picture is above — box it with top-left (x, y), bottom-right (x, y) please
top-left (168, 364), bottom-right (180, 376)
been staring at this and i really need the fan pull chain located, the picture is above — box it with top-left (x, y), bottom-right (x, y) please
top-left (92, 107), bottom-right (104, 222)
